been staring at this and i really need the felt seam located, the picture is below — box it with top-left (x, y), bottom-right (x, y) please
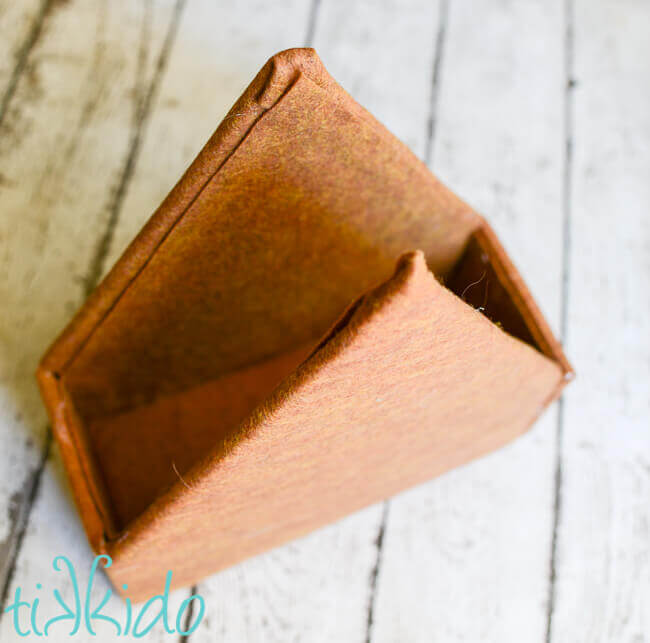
top-left (47, 377), bottom-right (111, 551)
top-left (36, 369), bottom-right (104, 546)
top-left (58, 378), bottom-right (117, 544)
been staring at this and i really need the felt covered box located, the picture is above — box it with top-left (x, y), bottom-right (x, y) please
top-left (36, 48), bottom-right (572, 600)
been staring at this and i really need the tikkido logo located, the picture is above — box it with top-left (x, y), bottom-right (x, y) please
top-left (4, 555), bottom-right (205, 638)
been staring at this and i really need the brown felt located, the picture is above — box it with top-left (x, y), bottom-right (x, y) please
top-left (62, 73), bottom-right (479, 426)
top-left (105, 252), bottom-right (565, 599)
top-left (35, 48), bottom-right (572, 600)
top-left (90, 344), bottom-right (314, 529)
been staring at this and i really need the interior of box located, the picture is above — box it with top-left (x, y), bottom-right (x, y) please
top-left (56, 75), bottom-right (551, 536)
top-left (60, 228), bottom-right (545, 534)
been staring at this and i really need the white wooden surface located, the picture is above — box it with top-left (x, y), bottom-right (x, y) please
top-left (0, 1), bottom-right (648, 641)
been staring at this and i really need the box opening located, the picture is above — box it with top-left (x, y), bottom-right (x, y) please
top-left (58, 227), bottom-right (547, 535)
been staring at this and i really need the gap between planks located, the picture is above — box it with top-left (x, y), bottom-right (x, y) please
top-left (545, 0), bottom-right (574, 641)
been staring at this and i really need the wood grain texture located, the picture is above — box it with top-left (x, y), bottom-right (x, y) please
top-left (549, 1), bottom-right (650, 641)
top-left (0, 1), bottom-right (188, 639)
top-left (372, 2), bottom-right (567, 641)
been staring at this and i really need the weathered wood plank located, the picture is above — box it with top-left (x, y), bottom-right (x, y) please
top-left (372, 1), bottom-right (566, 641)
top-left (0, 1), bottom-right (187, 639)
top-left (549, 1), bottom-right (650, 641)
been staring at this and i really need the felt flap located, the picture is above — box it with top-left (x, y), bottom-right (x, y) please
top-left (41, 48), bottom-right (481, 426)
top-left (105, 252), bottom-right (564, 600)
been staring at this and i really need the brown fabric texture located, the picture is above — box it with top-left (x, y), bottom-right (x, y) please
top-left (36, 48), bottom-right (572, 601)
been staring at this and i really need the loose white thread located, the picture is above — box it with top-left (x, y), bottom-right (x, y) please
top-left (172, 461), bottom-right (191, 490)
